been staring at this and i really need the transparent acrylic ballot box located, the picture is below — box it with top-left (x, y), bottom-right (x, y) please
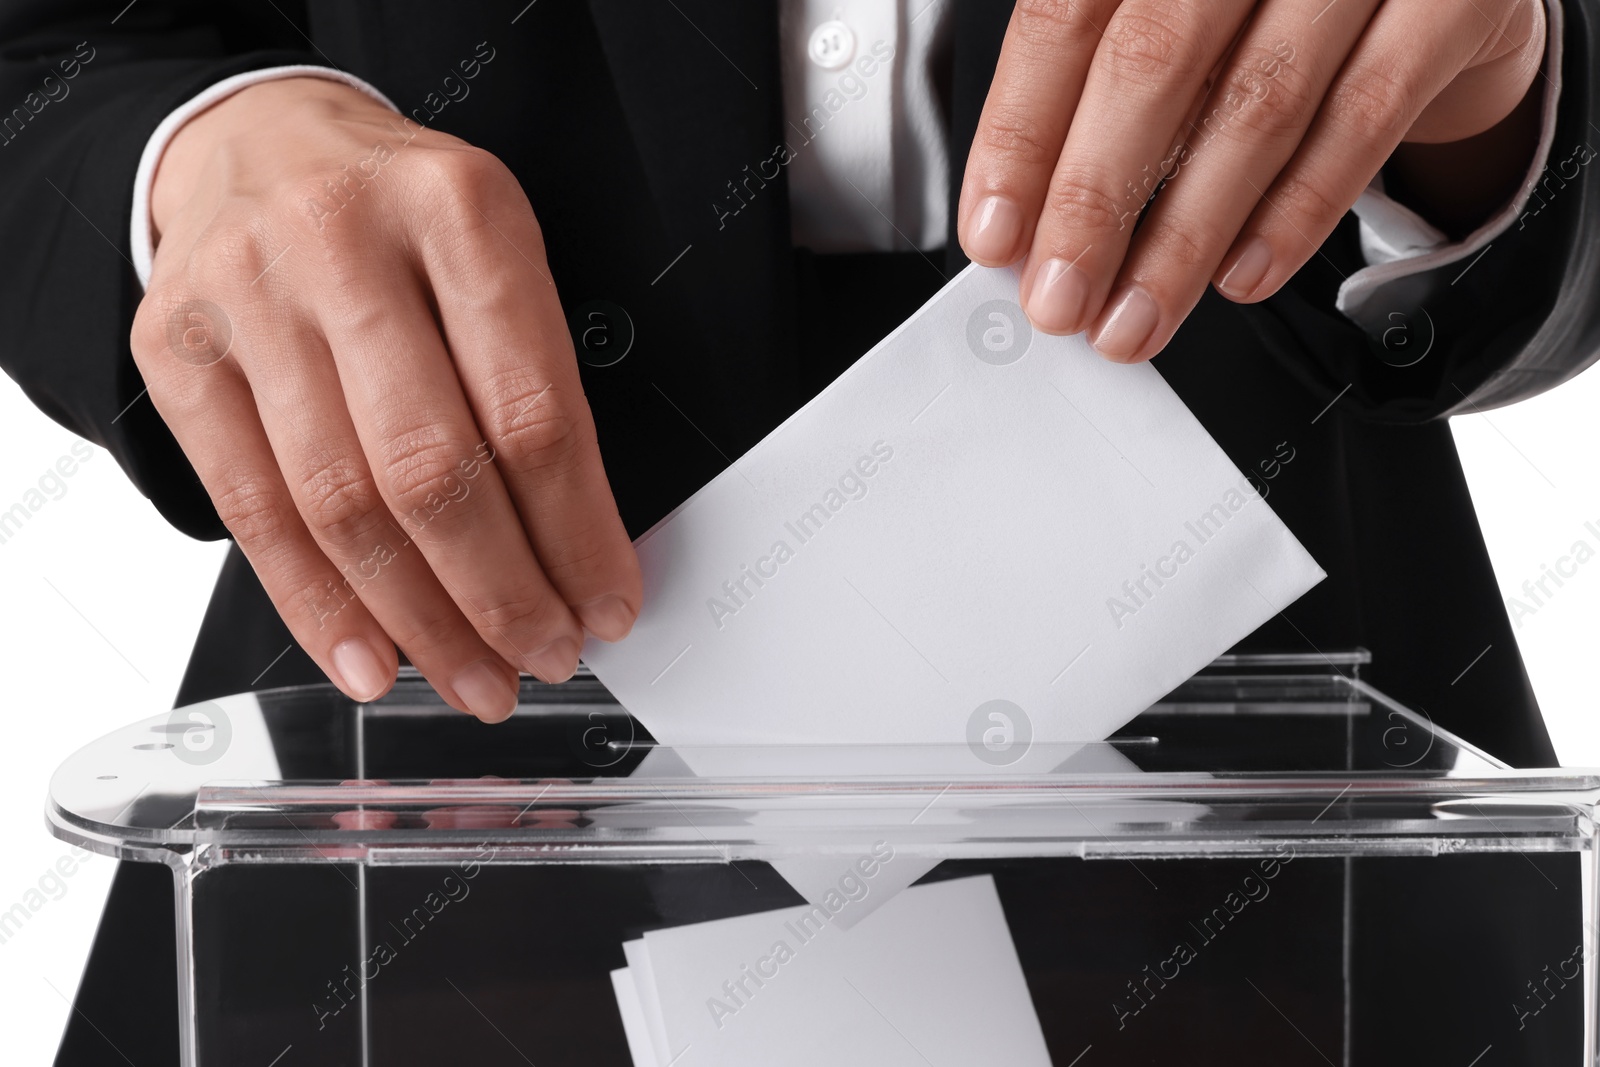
top-left (47, 652), bottom-right (1600, 1066)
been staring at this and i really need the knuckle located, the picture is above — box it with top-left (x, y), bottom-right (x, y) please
top-left (387, 607), bottom-right (466, 655)
top-left (539, 533), bottom-right (621, 587)
top-left (376, 423), bottom-right (475, 516)
top-left (441, 252), bottom-right (528, 321)
top-left (1220, 48), bottom-right (1316, 139)
top-left (423, 143), bottom-right (509, 190)
top-left (1013, 0), bottom-right (1103, 46)
top-left (188, 223), bottom-right (272, 287)
top-left (320, 284), bottom-right (391, 338)
top-left (291, 209), bottom-right (394, 310)
top-left (135, 289), bottom-right (238, 372)
top-left (212, 476), bottom-right (289, 551)
top-left (310, 249), bottom-right (408, 339)
top-left (1273, 170), bottom-right (1347, 236)
top-left (1044, 166), bottom-right (1131, 234)
top-left (1329, 65), bottom-right (1416, 141)
top-left (129, 293), bottom-right (173, 365)
top-left (1100, 5), bottom-right (1206, 84)
top-left (280, 176), bottom-right (354, 239)
top-left (409, 145), bottom-right (544, 270)
top-left (486, 382), bottom-right (587, 476)
top-left (465, 587), bottom-right (562, 640)
top-left (1138, 219), bottom-right (1211, 272)
top-left (298, 456), bottom-right (384, 546)
top-left (414, 146), bottom-right (516, 222)
top-left (975, 104), bottom-right (1061, 167)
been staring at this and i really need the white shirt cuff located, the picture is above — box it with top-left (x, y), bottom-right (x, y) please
top-left (131, 65), bottom-right (399, 290)
top-left (1336, 0), bottom-right (1563, 325)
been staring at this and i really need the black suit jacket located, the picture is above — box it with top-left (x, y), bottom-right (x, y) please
top-left (3, 0), bottom-right (1598, 766)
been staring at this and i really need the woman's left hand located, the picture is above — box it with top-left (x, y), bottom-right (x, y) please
top-left (958, 0), bottom-right (1547, 361)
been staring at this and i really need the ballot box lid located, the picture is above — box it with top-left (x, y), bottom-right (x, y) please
top-left (46, 651), bottom-right (1600, 866)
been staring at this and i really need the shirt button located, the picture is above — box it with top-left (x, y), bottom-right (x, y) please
top-left (807, 20), bottom-right (855, 70)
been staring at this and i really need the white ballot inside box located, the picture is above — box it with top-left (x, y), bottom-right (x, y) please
top-left (611, 875), bottom-right (1051, 1067)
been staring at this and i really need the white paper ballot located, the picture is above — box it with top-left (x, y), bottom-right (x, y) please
top-left (583, 263), bottom-right (1323, 773)
top-left (610, 968), bottom-right (662, 1067)
top-left (613, 875), bottom-right (1051, 1067)
top-left (621, 938), bottom-right (672, 1064)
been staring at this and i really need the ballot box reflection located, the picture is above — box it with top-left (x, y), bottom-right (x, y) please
top-left (48, 652), bottom-right (1597, 1066)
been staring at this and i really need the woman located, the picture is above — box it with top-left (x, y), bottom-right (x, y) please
top-left (1, 1), bottom-right (1593, 1061)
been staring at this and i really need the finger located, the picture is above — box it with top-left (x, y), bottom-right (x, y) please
top-left (1090, 0), bottom-right (1380, 362)
top-left (1213, 0), bottom-right (1503, 305)
top-left (1402, 0), bottom-right (1543, 143)
top-left (129, 294), bottom-right (402, 707)
top-left (312, 248), bottom-right (587, 686)
top-left (236, 303), bottom-right (530, 722)
top-left (1019, 0), bottom-right (1257, 336)
top-left (958, 0), bottom-right (1120, 267)
top-left (418, 149), bottom-right (643, 642)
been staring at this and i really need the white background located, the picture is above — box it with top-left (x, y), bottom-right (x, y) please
top-left (0, 361), bottom-right (1597, 1060)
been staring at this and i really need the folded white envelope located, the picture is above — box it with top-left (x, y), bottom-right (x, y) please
top-left (611, 875), bottom-right (1051, 1067)
top-left (582, 263), bottom-right (1323, 775)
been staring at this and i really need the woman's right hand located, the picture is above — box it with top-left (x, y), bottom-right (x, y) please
top-left (131, 76), bottom-right (641, 722)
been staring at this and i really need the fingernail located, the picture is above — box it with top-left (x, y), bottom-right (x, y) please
top-left (576, 595), bottom-right (636, 642)
top-left (452, 659), bottom-right (518, 722)
top-left (965, 195), bottom-right (1023, 265)
top-left (331, 638), bottom-right (390, 702)
top-left (1092, 284), bottom-right (1161, 361)
top-left (1025, 256), bottom-right (1091, 334)
top-left (1217, 237), bottom-right (1273, 300)
top-left (523, 638), bottom-right (580, 684)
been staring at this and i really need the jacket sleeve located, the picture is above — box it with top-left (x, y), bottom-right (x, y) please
top-left (1243, 0), bottom-right (1600, 425)
top-left (0, 0), bottom-right (333, 539)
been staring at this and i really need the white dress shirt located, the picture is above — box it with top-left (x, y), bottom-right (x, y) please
top-left (131, 0), bottom-right (1564, 336)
